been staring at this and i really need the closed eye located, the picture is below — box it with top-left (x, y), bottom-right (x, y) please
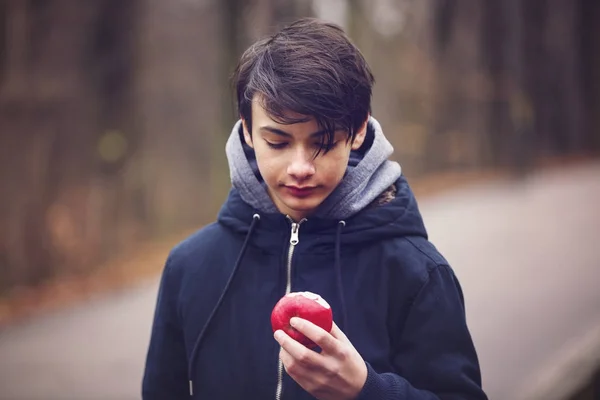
top-left (265, 140), bottom-right (288, 149)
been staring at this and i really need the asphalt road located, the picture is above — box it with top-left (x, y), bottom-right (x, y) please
top-left (1, 162), bottom-right (599, 400)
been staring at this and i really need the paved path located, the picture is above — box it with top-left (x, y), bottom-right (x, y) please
top-left (1, 162), bottom-right (599, 400)
top-left (423, 162), bottom-right (600, 400)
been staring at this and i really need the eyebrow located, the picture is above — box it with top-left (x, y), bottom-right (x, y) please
top-left (259, 126), bottom-right (328, 138)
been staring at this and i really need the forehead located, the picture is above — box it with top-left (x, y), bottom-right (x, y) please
top-left (251, 96), bottom-right (311, 124)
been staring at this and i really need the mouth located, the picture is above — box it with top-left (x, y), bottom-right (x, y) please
top-left (284, 185), bottom-right (317, 198)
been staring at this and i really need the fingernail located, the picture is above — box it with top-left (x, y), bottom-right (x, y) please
top-left (290, 317), bottom-right (300, 327)
top-left (274, 330), bottom-right (284, 342)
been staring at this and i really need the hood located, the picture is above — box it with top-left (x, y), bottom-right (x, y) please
top-left (225, 116), bottom-right (403, 220)
top-left (218, 174), bottom-right (428, 246)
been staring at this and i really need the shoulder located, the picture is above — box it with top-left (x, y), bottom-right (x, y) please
top-left (399, 235), bottom-right (449, 267)
top-left (165, 222), bottom-right (232, 275)
top-left (380, 235), bottom-right (453, 297)
top-left (381, 235), bottom-right (449, 271)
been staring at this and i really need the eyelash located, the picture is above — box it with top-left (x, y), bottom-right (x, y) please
top-left (264, 141), bottom-right (339, 150)
top-left (265, 141), bottom-right (288, 149)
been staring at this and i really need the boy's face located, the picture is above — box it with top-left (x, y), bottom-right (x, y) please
top-left (242, 98), bottom-right (367, 222)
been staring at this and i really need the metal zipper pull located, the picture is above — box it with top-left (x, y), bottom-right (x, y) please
top-left (290, 223), bottom-right (300, 245)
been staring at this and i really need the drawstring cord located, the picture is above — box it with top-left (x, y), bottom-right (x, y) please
top-left (188, 213), bottom-right (260, 396)
top-left (334, 220), bottom-right (348, 332)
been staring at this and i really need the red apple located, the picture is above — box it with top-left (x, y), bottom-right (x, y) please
top-left (271, 291), bottom-right (333, 348)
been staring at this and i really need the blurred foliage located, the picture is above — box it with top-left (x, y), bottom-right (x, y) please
top-left (0, 0), bottom-right (599, 294)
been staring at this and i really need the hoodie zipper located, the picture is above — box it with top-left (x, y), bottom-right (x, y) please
top-left (275, 217), bottom-right (306, 400)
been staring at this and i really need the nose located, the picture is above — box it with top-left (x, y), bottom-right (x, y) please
top-left (287, 148), bottom-right (316, 181)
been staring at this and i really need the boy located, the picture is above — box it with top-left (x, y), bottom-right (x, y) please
top-left (142, 18), bottom-right (487, 400)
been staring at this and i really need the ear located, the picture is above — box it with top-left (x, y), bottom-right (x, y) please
top-left (242, 118), bottom-right (254, 148)
top-left (350, 116), bottom-right (369, 150)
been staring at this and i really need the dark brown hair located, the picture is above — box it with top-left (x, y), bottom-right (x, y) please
top-left (232, 18), bottom-right (375, 155)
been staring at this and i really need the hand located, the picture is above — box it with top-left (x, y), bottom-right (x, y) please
top-left (274, 317), bottom-right (368, 400)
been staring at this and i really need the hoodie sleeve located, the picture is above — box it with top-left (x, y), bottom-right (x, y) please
top-left (356, 264), bottom-right (488, 400)
top-left (142, 255), bottom-right (189, 400)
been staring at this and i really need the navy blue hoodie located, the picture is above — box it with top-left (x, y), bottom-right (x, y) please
top-left (142, 119), bottom-right (487, 399)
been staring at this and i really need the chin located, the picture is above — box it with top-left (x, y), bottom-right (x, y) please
top-left (282, 197), bottom-right (323, 214)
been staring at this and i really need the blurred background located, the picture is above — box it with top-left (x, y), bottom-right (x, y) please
top-left (0, 1), bottom-right (599, 399)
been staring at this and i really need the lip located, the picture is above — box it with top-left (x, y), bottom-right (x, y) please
top-left (285, 185), bottom-right (316, 198)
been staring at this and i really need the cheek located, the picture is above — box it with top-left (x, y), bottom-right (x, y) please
top-left (254, 148), bottom-right (283, 182)
top-left (320, 152), bottom-right (350, 182)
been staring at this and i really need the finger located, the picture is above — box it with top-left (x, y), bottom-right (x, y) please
top-left (274, 329), bottom-right (321, 365)
top-left (279, 348), bottom-right (319, 393)
top-left (290, 317), bottom-right (339, 354)
top-left (330, 321), bottom-right (350, 343)
top-left (279, 347), bottom-right (304, 379)
top-left (279, 347), bottom-right (294, 368)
